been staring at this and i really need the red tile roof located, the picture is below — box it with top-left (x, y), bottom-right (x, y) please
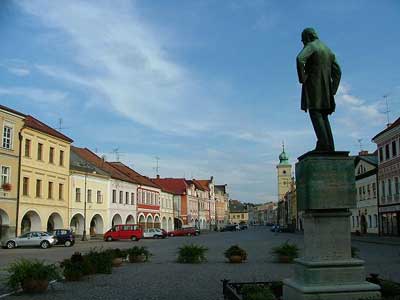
top-left (24, 115), bottom-right (73, 143)
top-left (71, 146), bottom-right (136, 183)
top-left (196, 179), bottom-right (211, 191)
top-left (0, 104), bottom-right (26, 117)
top-left (372, 117), bottom-right (400, 141)
top-left (187, 179), bottom-right (205, 191)
top-left (151, 178), bottom-right (188, 195)
top-left (109, 162), bottom-right (160, 189)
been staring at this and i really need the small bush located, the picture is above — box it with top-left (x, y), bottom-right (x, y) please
top-left (6, 259), bottom-right (61, 291)
top-left (127, 246), bottom-right (151, 262)
top-left (240, 284), bottom-right (276, 300)
top-left (224, 245), bottom-right (247, 261)
top-left (60, 252), bottom-right (85, 281)
top-left (83, 249), bottom-right (113, 274)
top-left (271, 241), bottom-right (299, 263)
top-left (177, 244), bottom-right (208, 264)
top-left (104, 248), bottom-right (128, 259)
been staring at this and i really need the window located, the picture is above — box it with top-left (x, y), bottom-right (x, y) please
top-left (119, 191), bottom-right (123, 204)
top-left (48, 182), bottom-right (53, 199)
top-left (58, 183), bottom-right (64, 200)
top-left (49, 147), bottom-right (54, 163)
top-left (396, 177), bottom-right (400, 195)
top-left (37, 143), bottom-right (43, 160)
top-left (2, 125), bottom-right (12, 149)
top-left (356, 216), bottom-right (360, 227)
top-left (1, 166), bottom-right (10, 185)
top-left (87, 189), bottom-right (92, 203)
top-left (24, 139), bottom-right (31, 157)
top-left (368, 215), bottom-right (372, 228)
top-left (385, 144), bottom-right (390, 160)
top-left (131, 193), bottom-right (135, 205)
top-left (97, 191), bottom-right (102, 203)
top-left (388, 179), bottom-right (392, 196)
top-left (112, 189), bottom-right (116, 203)
top-left (367, 184), bottom-right (371, 198)
top-left (362, 186), bottom-right (366, 198)
top-left (36, 179), bottom-right (42, 197)
top-left (358, 187), bottom-right (362, 200)
top-left (352, 216), bottom-right (355, 227)
top-left (59, 150), bottom-right (64, 166)
top-left (374, 214), bottom-right (378, 228)
top-left (379, 147), bottom-right (383, 162)
top-left (23, 177), bottom-right (29, 195)
top-left (76, 188), bottom-right (81, 202)
top-left (393, 141), bottom-right (397, 157)
top-left (381, 181), bottom-right (386, 197)
top-left (372, 183), bottom-right (376, 197)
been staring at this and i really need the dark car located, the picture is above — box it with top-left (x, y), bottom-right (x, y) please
top-left (168, 227), bottom-right (200, 237)
top-left (51, 229), bottom-right (75, 247)
top-left (239, 224), bottom-right (248, 230)
top-left (220, 224), bottom-right (240, 232)
top-left (270, 225), bottom-right (281, 232)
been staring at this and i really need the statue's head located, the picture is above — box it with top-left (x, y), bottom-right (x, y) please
top-left (301, 28), bottom-right (319, 45)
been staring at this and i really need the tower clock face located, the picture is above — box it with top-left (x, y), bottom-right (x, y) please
top-left (283, 170), bottom-right (286, 174)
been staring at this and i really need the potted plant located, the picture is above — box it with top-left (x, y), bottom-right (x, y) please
top-left (82, 249), bottom-right (113, 274)
top-left (6, 259), bottom-right (60, 293)
top-left (105, 248), bottom-right (127, 267)
top-left (240, 284), bottom-right (276, 300)
top-left (60, 252), bottom-right (85, 281)
top-left (1, 183), bottom-right (11, 191)
top-left (224, 245), bottom-right (247, 263)
top-left (271, 241), bottom-right (299, 263)
top-left (177, 244), bottom-right (208, 264)
top-left (127, 246), bottom-right (151, 263)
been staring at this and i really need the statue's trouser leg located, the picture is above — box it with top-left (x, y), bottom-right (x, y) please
top-left (309, 110), bottom-right (332, 151)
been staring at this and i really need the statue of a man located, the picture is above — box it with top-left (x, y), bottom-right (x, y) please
top-left (296, 28), bottom-right (341, 152)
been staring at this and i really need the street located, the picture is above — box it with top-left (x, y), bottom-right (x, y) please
top-left (1, 226), bottom-right (399, 299)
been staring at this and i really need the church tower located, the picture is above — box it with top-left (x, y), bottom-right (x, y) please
top-left (276, 143), bottom-right (292, 201)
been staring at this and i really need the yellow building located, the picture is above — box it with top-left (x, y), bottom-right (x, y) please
top-left (18, 115), bottom-right (73, 234)
top-left (228, 200), bottom-right (248, 224)
top-left (277, 144), bottom-right (292, 201)
top-left (0, 105), bottom-right (25, 240)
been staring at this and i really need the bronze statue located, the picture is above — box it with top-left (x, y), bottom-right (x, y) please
top-left (296, 28), bottom-right (341, 152)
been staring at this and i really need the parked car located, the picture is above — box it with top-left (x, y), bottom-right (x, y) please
top-left (2, 231), bottom-right (57, 249)
top-left (104, 224), bottom-right (143, 241)
top-left (270, 225), bottom-right (281, 232)
top-left (220, 224), bottom-right (240, 232)
top-left (143, 228), bottom-right (167, 239)
top-left (168, 227), bottom-right (199, 237)
top-left (49, 229), bottom-right (75, 247)
top-left (239, 224), bottom-right (248, 230)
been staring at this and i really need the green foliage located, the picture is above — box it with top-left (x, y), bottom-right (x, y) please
top-left (224, 245), bottom-right (247, 260)
top-left (127, 246), bottom-right (151, 262)
top-left (271, 241), bottom-right (299, 262)
top-left (177, 244), bottom-right (208, 264)
top-left (83, 249), bottom-right (113, 274)
top-left (60, 252), bottom-right (85, 281)
top-left (351, 246), bottom-right (360, 258)
top-left (5, 259), bottom-right (60, 290)
top-left (104, 248), bottom-right (128, 259)
top-left (240, 284), bottom-right (276, 300)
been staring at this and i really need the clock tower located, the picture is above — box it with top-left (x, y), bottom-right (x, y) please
top-left (277, 143), bottom-right (292, 201)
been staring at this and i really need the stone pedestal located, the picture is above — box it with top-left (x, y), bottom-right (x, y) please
top-left (283, 152), bottom-right (380, 300)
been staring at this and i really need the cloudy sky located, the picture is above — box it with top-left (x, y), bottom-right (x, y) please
top-left (1, 1), bottom-right (399, 203)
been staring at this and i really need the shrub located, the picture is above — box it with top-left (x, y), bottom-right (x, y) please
top-left (177, 244), bottom-right (208, 264)
top-left (224, 245), bottom-right (247, 261)
top-left (60, 252), bottom-right (85, 281)
top-left (6, 259), bottom-right (61, 291)
top-left (271, 241), bottom-right (299, 263)
top-left (240, 284), bottom-right (276, 300)
top-left (83, 249), bottom-right (113, 274)
top-left (127, 246), bottom-right (151, 262)
top-left (104, 248), bottom-right (128, 259)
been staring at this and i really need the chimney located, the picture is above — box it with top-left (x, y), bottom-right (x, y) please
top-left (156, 174), bottom-right (160, 179)
top-left (358, 150), bottom-right (369, 156)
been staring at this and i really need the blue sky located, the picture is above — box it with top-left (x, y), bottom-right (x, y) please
top-left (1, 1), bottom-right (400, 203)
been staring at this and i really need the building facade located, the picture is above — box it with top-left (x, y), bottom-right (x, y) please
top-left (228, 200), bottom-right (248, 224)
top-left (0, 105), bottom-right (25, 240)
top-left (350, 152), bottom-right (379, 234)
top-left (19, 116), bottom-right (73, 234)
top-left (215, 184), bottom-right (229, 229)
top-left (373, 118), bottom-right (400, 236)
top-left (276, 145), bottom-right (292, 202)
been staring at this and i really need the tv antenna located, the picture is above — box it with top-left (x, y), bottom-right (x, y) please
top-left (111, 148), bottom-right (123, 161)
top-left (357, 138), bottom-right (363, 151)
top-left (153, 156), bottom-right (160, 176)
top-left (56, 118), bottom-right (69, 132)
top-left (383, 94), bottom-right (391, 127)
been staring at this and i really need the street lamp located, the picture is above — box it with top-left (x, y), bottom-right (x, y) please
top-left (79, 162), bottom-right (94, 241)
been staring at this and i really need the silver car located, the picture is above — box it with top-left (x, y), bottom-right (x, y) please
top-left (143, 228), bottom-right (166, 239)
top-left (2, 231), bottom-right (57, 249)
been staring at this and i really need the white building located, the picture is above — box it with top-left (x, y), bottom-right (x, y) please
top-left (350, 151), bottom-right (379, 234)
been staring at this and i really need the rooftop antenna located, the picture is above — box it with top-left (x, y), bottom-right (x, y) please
top-left (153, 156), bottom-right (160, 176)
top-left (357, 138), bottom-right (363, 151)
top-left (112, 148), bottom-right (122, 161)
top-left (57, 118), bottom-right (68, 132)
top-left (383, 94), bottom-right (391, 127)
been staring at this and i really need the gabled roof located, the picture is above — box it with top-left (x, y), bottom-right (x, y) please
top-left (196, 180), bottom-right (211, 191)
top-left (25, 115), bottom-right (73, 143)
top-left (151, 178), bottom-right (188, 195)
top-left (109, 162), bottom-right (159, 189)
top-left (70, 147), bottom-right (110, 177)
top-left (372, 117), bottom-right (400, 141)
top-left (186, 179), bottom-right (205, 191)
top-left (0, 104), bottom-right (26, 118)
top-left (70, 146), bottom-right (135, 183)
top-left (215, 184), bottom-right (227, 193)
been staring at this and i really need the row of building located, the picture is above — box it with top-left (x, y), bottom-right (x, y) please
top-left (0, 104), bottom-right (230, 240)
top-left (273, 119), bottom-right (400, 236)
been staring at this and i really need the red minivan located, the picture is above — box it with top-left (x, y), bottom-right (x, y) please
top-left (104, 224), bottom-right (143, 241)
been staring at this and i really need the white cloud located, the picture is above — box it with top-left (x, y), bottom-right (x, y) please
top-left (7, 67), bottom-right (30, 76)
top-left (0, 86), bottom-right (67, 104)
top-left (18, 0), bottom-right (223, 135)
top-left (0, 59), bottom-right (31, 76)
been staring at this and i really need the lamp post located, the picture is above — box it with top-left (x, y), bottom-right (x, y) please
top-left (79, 162), bottom-right (93, 241)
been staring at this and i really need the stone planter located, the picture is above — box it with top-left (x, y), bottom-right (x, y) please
top-left (64, 272), bottom-right (83, 282)
top-left (21, 279), bottom-right (49, 293)
top-left (112, 258), bottom-right (123, 267)
top-left (278, 255), bottom-right (292, 263)
top-left (129, 254), bottom-right (146, 263)
top-left (228, 255), bottom-right (244, 263)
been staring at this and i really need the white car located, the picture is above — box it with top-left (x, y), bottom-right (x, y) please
top-left (2, 231), bottom-right (57, 249)
top-left (143, 228), bottom-right (166, 239)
